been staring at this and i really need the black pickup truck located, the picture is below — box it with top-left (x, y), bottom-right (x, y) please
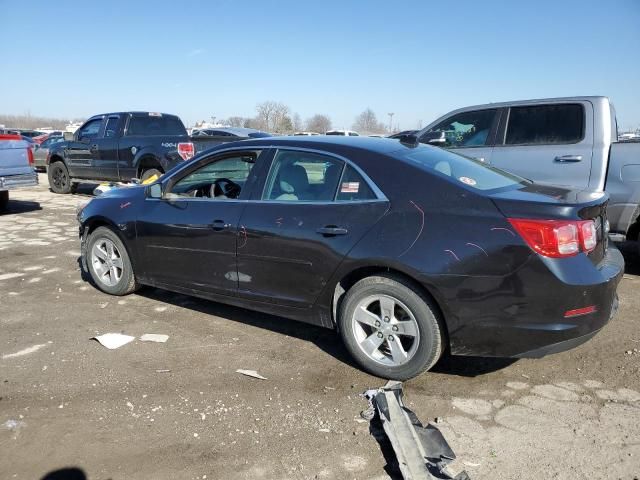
top-left (47, 112), bottom-right (195, 193)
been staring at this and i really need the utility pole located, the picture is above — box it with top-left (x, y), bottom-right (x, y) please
top-left (388, 113), bottom-right (394, 133)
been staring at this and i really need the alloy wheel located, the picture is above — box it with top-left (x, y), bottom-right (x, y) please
top-left (351, 294), bottom-right (420, 366)
top-left (91, 238), bottom-right (124, 287)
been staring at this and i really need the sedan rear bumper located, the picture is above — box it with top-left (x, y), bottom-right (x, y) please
top-left (442, 245), bottom-right (624, 358)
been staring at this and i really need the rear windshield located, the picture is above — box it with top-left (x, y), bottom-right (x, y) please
top-left (400, 147), bottom-right (526, 191)
top-left (325, 131), bottom-right (343, 136)
top-left (127, 115), bottom-right (187, 136)
top-left (248, 132), bottom-right (271, 138)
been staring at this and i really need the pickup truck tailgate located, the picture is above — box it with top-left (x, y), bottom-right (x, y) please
top-left (0, 135), bottom-right (33, 176)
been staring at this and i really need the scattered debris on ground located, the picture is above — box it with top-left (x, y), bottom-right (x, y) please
top-left (92, 333), bottom-right (135, 349)
top-left (236, 369), bottom-right (267, 380)
top-left (140, 334), bottom-right (169, 343)
top-left (362, 381), bottom-right (470, 480)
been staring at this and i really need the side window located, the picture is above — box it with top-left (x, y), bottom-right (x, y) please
top-left (104, 117), bottom-right (119, 138)
top-left (336, 165), bottom-right (376, 201)
top-left (263, 150), bottom-right (344, 202)
top-left (166, 151), bottom-right (260, 200)
top-left (505, 104), bottom-right (584, 145)
top-left (421, 109), bottom-right (497, 148)
top-left (77, 119), bottom-right (103, 141)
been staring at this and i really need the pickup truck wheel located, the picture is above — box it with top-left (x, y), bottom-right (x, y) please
top-left (338, 275), bottom-right (444, 380)
top-left (140, 168), bottom-right (162, 183)
top-left (86, 226), bottom-right (139, 296)
top-left (48, 162), bottom-right (73, 194)
top-left (0, 191), bottom-right (8, 211)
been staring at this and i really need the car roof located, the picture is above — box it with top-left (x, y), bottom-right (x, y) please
top-left (207, 127), bottom-right (267, 136)
top-left (89, 112), bottom-right (180, 119)
top-left (208, 134), bottom-right (415, 155)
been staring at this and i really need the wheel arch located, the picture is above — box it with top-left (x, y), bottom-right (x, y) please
top-left (134, 152), bottom-right (164, 177)
top-left (82, 216), bottom-right (139, 272)
top-left (330, 265), bottom-right (450, 350)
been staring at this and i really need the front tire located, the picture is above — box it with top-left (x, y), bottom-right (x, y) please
top-left (338, 275), bottom-right (444, 380)
top-left (86, 226), bottom-right (139, 296)
top-left (48, 161), bottom-right (73, 194)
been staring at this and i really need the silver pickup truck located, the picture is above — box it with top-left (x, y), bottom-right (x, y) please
top-left (417, 96), bottom-right (640, 244)
top-left (0, 134), bottom-right (39, 210)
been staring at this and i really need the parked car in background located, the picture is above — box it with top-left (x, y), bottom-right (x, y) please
top-left (15, 129), bottom-right (44, 139)
top-left (293, 131), bottom-right (320, 136)
top-left (77, 136), bottom-right (622, 379)
top-left (416, 96), bottom-right (640, 248)
top-left (33, 134), bottom-right (64, 170)
top-left (0, 134), bottom-right (38, 210)
top-left (33, 131), bottom-right (63, 144)
top-left (190, 127), bottom-right (273, 153)
top-left (326, 129), bottom-right (359, 136)
top-left (46, 112), bottom-right (194, 193)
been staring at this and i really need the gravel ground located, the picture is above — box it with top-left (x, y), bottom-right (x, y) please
top-left (1, 175), bottom-right (639, 480)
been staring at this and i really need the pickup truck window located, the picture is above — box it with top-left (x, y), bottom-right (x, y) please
top-left (104, 117), bottom-right (119, 138)
top-left (78, 119), bottom-right (103, 140)
top-left (126, 115), bottom-right (187, 136)
top-left (505, 104), bottom-right (584, 145)
top-left (421, 109), bottom-right (497, 148)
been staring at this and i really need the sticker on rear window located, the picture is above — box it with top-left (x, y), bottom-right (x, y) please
top-left (341, 182), bottom-right (359, 193)
top-left (459, 176), bottom-right (477, 186)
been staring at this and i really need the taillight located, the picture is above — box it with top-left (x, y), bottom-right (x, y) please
top-left (177, 142), bottom-right (194, 161)
top-left (508, 218), bottom-right (597, 258)
top-left (27, 147), bottom-right (34, 167)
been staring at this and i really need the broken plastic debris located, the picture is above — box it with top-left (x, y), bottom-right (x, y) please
top-left (140, 334), bottom-right (169, 343)
top-left (236, 369), bottom-right (267, 380)
top-left (93, 333), bottom-right (135, 350)
top-left (362, 382), bottom-right (470, 480)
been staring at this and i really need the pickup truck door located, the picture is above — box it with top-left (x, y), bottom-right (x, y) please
top-left (489, 102), bottom-right (594, 190)
top-left (420, 108), bottom-right (500, 164)
top-left (65, 117), bottom-right (104, 178)
top-left (90, 115), bottom-right (121, 181)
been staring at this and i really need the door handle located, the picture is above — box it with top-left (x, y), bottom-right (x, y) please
top-left (211, 219), bottom-right (229, 231)
top-left (89, 144), bottom-right (99, 153)
top-left (554, 155), bottom-right (582, 163)
top-left (316, 226), bottom-right (348, 236)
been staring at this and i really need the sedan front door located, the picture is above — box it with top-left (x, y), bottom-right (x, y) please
top-left (135, 149), bottom-right (267, 296)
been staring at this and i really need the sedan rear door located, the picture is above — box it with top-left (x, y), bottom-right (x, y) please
top-left (236, 148), bottom-right (389, 308)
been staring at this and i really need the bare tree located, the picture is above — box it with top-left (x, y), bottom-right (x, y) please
top-left (352, 108), bottom-right (386, 134)
top-left (305, 114), bottom-right (332, 134)
top-left (292, 112), bottom-right (303, 132)
top-left (225, 116), bottom-right (245, 127)
top-left (0, 114), bottom-right (80, 130)
top-left (255, 101), bottom-right (291, 133)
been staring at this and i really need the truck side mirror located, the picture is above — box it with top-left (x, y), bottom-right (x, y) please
top-left (420, 130), bottom-right (447, 146)
top-left (63, 131), bottom-right (74, 142)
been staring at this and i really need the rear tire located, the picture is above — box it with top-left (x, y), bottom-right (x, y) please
top-left (0, 191), bottom-right (8, 211)
top-left (48, 161), bottom-right (73, 194)
top-left (338, 274), bottom-right (444, 380)
top-left (86, 226), bottom-right (139, 296)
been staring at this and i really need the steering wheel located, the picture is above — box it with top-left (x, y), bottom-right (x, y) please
top-left (211, 178), bottom-right (241, 199)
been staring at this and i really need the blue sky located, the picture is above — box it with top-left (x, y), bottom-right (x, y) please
top-left (1, 0), bottom-right (639, 130)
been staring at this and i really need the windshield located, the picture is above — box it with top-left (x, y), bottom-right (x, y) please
top-left (399, 146), bottom-right (527, 192)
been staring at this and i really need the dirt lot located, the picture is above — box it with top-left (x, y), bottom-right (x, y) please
top-left (1, 176), bottom-right (639, 480)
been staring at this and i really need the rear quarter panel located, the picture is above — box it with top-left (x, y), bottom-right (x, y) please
top-left (606, 141), bottom-right (640, 235)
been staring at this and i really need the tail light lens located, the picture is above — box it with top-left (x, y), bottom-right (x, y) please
top-left (508, 218), bottom-right (597, 258)
top-left (177, 142), bottom-right (194, 161)
top-left (27, 147), bottom-right (35, 167)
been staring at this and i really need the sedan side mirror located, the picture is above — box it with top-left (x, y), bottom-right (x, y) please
top-left (148, 183), bottom-right (163, 199)
top-left (63, 131), bottom-right (74, 142)
top-left (420, 130), bottom-right (447, 146)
